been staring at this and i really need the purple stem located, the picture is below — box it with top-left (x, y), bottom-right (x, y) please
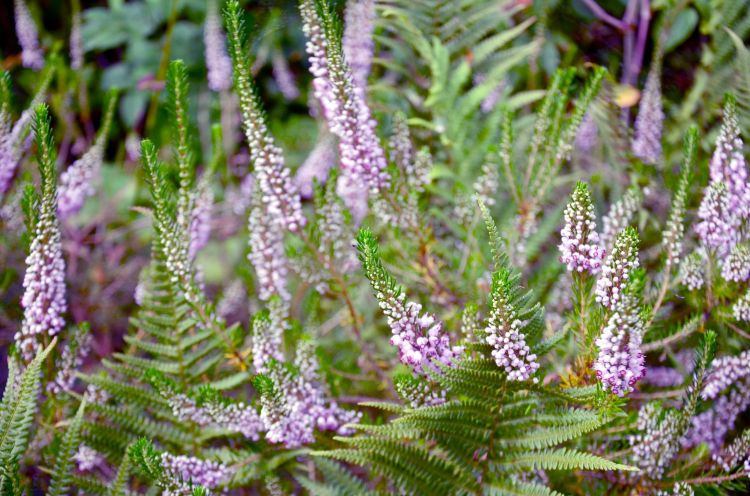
top-left (631, 0), bottom-right (651, 84)
top-left (581, 0), bottom-right (627, 31)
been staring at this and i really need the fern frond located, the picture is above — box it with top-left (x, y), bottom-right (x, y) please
top-left (48, 401), bottom-right (86, 496)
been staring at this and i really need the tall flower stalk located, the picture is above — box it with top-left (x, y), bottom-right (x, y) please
top-left (15, 105), bottom-right (67, 362)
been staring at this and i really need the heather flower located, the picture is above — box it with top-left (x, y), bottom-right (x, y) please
top-left (629, 402), bottom-right (682, 479)
top-left (701, 350), bottom-right (750, 400)
top-left (248, 193), bottom-right (291, 301)
top-left (575, 110), bottom-right (598, 153)
top-left (695, 181), bottom-right (738, 257)
top-left (204, 0), bottom-right (232, 92)
top-left (683, 377), bottom-right (750, 455)
top-left (678, 250), bottom-right (705, 291)
top-left (708, 95), bottom-right (750, 218)
top-left (343, 0), bottom-right (376, 89)
top-left (161, 453), bottom-right (234, 491)
top-left (485, 270), bottom-right (540, 382)
top-left (592, 293), bottom-right (645, 396)
top-left (632, 61), bottom-right (664, 164)
top-left (559, 182), bottom-right (605, 273)
top-left (272, 50), bottom-right (299, 100)
top-left (48, 323), bottom-right (91, 394)
top-left (70, 10), bottom-right (83, 70)
top-left (251, 299), bottom-right (287, 374)
top-left (188, 174), bottom-right (213, 261)
top-left (389, 113), bottom-right (413, 175)
top-left (395, 374), bottom-right (447, 408)
top-left (657, 483), bottom-right (694, 496)
top-left (642, 366), bottom-right (685, 388)
top-left (260, 365), bottom-right (316, 448)
top-left (300, 0), bottom-right (389, 195)
top-left (14, 0), bottom-right (44, 70)
top-left (734, 291), bottom-right (750, 321)
top-left (0, 109), bottom-right (34, 196)
top-left (715, 429), bottom-right (750, 472)
top-left (600, 188), bottom-right (641, 251)
top-left (296, 133), bottom-right (337, 198)
top-left (473, 161), bottom-right (500, 208)
top-left (216, 279), bottom-right (246, 320)
top-left (595, 227), bottom-right (639, 310)
top-left (721, 244), bottom-right (750, 282)
top-left (73, 444), bottom-right (103, 472)
top-left (15, 106), bottom-right (67, 362)
top-left (662, 145), bottom-right (693, 270)
top-left (58, 94), bottom-right (116, 219)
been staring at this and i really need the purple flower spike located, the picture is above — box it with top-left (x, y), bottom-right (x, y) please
top-left (559, 182), bottom-right (605, 274)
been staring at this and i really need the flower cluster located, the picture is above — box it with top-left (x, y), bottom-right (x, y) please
top-left (592, 293), bottom-right (645, 396)
top-left (14, 0), bottom-right (44, 70)
top-left (15, 107), bottom-right (67, 362)
top-left (642, 366), bottom-right (685, 388)
top-left (0, 109), bottom-right (34, 196)
top-left (708, 95), bottom-right (750, 218)
top-left (733, 292), bottom-right (750, 321)
top-left (575, 110), bottom-right (598, 153)
top-left (721, 244), bottom-right (750, 282)
top-left (296, 133), bottom-right (337, 199)
top-left (701, 349), bottom-right (750, 400)
top-left (595, 227), bottom-right (639, 310)
top-left (695, 181), bottom-right (738, 257)
top-left (187, 175), bottom-right (213, 261)
top-left (632, 61), bottom-right (664, 164)
top-left (73, 444), bottom-right (103, 472)
top-left (559, 182), bottom-right (605, 273)
top-left (715, 429), bottom-right (750, 473)
top-left (70, 10), bottom-right (83, 70)
top-left (300, 0), bottom-right (389, 197)
top-left (683, 377), bottom-right (750, 455)
top-left (260, 342), bottom-right (361, 448)
top-left (48, 324), bottom-right (91, 394)
top-left (678, 250), bottom-right (705, 291)
top-left (343, 0), bottom-right (376, 89)
top-left (271, 50), bottom-right (300, 101)
top-left (657, 483), bottom-right (694, 496)
top-left (203, 0), bottom-right (232, 92)
top-left (484, 270), bottom-right (539, 382)
top-left (58, 94), bottom-right (116, 219)
top-left (251, 298), bottom-right (287, 374)
top-left (395, 374), bottom-right (447, 408)
top-left (629, 402), bottom-right (682, 479)
top-left (600, 188), bottom-right (641, 251)
top-left (161, 453), bottom-right (234, 491)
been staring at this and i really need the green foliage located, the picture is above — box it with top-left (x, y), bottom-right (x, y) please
top-left (48, 401), bottom-right (86, 496)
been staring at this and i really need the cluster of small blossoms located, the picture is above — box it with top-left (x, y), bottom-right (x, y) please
top-left (16, 119), bottom-right (67, 361)
top-left (389, 114), bottom-right (413, 176)
top-left (58, 130), bottom-right (110, 219)
top-left (260, 349), bottom-right (360, 448)
top-left (695, 181), bottom-right (739, 257)
top-left (390, 301), bottom-right (464, 376)
top-left (708, 96), bottom-right (750, 218)
top-left (632, 61), bottom-right (664, 164)
top-left (69, 10), bottom-right (83, 70)
top-left (0, 109), bottom-right (34, 196)
top-left (701, 350), bottom-right (750, 400)
top-left (251, 298), bottom-right (287, 374)
top-left (161, 453), bottom-right (233, 492)
top-left (248, 194), bottom-right (291, 301)
top-left (574, 110), bottom-right (598, 153)
top-left (714, 429), bottom-right (750, 473)
top-left (342, 0), bottom-right (376, 89)
top-left (600, 188), bottom-right (641, 251)
top-left (595, 228), bottom-right (639, 310)
top-left (73, 444), bottom-right (103, 472)
top-left (300, 0), bottom-right (389, 195)
top-left (271, 50), bottom-right (300, 101)
top-left (721, 244), bottom-right (750, 282)
top-left (187, 176), bottom-right (213, 261)
top-left (559, 182), bottom-right (605, 273)
top-left (395, 375), bottom-right (447, 408)
top-left (48, 327), bottom-right (92, 394)
top-left (629, 402), bottom-right (682, 479)
top-left (656, 483), bottom-right (694, 496)
top-left (678, 249), bottom-right (706, 291)
top-left (642, 366), bottom-right (685, 388)
top-left (484, 272), bottom-right (539, 382)
top-left (203, 0), bottom-right (232, 92)
top-left (296, 133), bottom-right (337, 198)
top-left (682, 377), bottom-right (750, 455)
top-left (662, 168), bottom-right (690, 270)
top-left (168, 390), bottom-right (265, 441)
top-left (592, 294), bottom-right (645, 396)
top-left (733, 291), bottom-right (750, 321)
top-left (216, 279), bottom-right (246, 321)
top-left (14, 0), bottom-right (44, 70)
